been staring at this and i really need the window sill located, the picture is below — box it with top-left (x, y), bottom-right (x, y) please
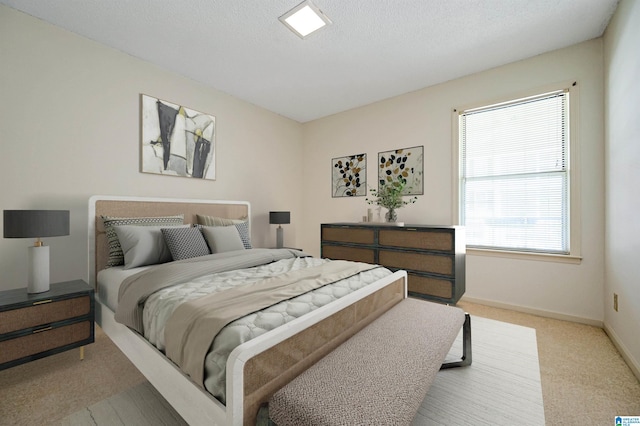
top-left (467, 248), bottom-right (582, 264)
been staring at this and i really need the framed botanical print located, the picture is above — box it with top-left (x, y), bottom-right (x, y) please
top-left (332, 154), bottom-right (366, 197)
top-left (377, 146), bottom-right (423, 195)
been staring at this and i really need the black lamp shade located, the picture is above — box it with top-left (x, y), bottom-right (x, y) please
top-left (3, 210), bottom-right (70, 239)
top-left (269, 211), bottom-right (291, 225)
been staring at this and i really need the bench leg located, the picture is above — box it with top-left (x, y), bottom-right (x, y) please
top-left (440, 313), bottom-right (472, 369)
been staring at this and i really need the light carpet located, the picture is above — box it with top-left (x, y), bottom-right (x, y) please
top-left (60, 315), bottom-right (544, 425)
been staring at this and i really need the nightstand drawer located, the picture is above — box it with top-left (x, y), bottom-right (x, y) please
top-left (0, 296), bottom-right (91, 334)
top-left (0, 321), bottom-right (92, 365)
top-left (379, 250), bottom-right (453, 276)
top-left (379, 229), bottom-right (453, 252)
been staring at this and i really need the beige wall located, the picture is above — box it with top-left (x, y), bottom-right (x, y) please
top-left (302, 39), bottom-right (606, 324)
top-left (604, 0), bottom-right (640, 377)
top-left (0, 5), bottom-right (304, 291)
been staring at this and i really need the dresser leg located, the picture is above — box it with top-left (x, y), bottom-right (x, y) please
top-left (80, 346), bottom-right (84, 360)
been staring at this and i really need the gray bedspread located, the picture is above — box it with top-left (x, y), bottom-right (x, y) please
top-left (115, 248), bottom-right (308, 333)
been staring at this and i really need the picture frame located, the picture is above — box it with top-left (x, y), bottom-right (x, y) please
top-left (331, 154), bottom-right (366, 197)
top-left (377, 146), bottom-right (423, 195)
top-left (141, 94), bottom-right (216, 180)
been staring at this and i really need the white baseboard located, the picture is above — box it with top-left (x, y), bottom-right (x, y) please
top-left (604, 323), bottom-right (640, 381)
top-left (459, 296), bottom-right (604, 328)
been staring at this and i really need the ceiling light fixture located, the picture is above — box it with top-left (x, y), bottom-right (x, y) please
top-left (279, 0), bottom-right (332, 39)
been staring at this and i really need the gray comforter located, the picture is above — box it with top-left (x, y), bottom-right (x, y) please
top-left (115, 248), bottom-right (308, 333)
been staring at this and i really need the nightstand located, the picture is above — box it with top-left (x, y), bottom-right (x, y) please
top-left (0, 280), bottom-right (95, 371)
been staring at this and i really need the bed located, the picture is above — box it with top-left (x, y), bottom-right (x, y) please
top-left (88, 195), bottom-right (408, 425)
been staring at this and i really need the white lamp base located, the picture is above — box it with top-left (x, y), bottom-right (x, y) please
top-left (276, 226), bottom-right (284, 249)
top-left (28, 245), bottom-right (50, 293)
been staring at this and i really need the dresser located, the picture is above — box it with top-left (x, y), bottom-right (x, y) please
top-left (0, 280), bottom-right (95, 370)
top-left (321, 223), bottom-right (465, 304)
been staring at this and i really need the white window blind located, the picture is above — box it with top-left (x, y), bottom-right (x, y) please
top-left (460, 90), bottom-right (569, 254)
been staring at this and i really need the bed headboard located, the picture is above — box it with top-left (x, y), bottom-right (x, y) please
top-left (88, 195), bottom-right (250, 289)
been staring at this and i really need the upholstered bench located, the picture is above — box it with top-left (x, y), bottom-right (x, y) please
top-left (267, 298), bottom-right (471, 425)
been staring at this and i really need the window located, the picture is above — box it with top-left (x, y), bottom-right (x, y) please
top-left (457, 89), bottom-right (572, 255)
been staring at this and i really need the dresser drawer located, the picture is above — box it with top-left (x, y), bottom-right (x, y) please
top-left (322, 227), bottom-right (375, 245)
top-left (0, 296), bottom-right (91, 335)
top-left (379, 229), bottom-right (453, 252)
top-left (322, 245), bottom-right (375, 264)
top-left (379, 250), bottom-right (453, 276)
top-left (0, 321), bottom-right (92, 365)
top-left (407, 274), bottom-right (453, 300)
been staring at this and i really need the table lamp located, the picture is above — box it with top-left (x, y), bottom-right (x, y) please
top-left (3, 210), bottom-right (70, 293)
top-left (269, 211), bottom-right (290, 249)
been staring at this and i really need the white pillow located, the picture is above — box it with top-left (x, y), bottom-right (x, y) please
top-left (114, 225), bottom-right (188, 269)
top-left (200, 225), bottom-right (245, 253)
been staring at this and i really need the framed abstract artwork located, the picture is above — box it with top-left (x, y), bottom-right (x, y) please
top-left (377, 146), bottom-right (424, 195)
top-left (141, 94), bottom-right (216, 180)
top-left (332, 154), bottom-right (366, 197)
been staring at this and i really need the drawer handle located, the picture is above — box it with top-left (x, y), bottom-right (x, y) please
top-left (33, 326), bottom-right (53, 334)
top-left (406, 228), bottom-right (418, 231)
top-left (33, 299), bottom-right (53, 306)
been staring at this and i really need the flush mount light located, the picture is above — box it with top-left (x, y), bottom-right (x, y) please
top-left (279, 0), bottom-right (332, 39)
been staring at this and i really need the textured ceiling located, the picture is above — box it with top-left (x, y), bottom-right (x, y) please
top-left (1, 0), bottom-right (618, 122)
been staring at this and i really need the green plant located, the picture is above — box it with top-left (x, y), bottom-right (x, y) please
top-left (366, 180), bottom-right (418, 210)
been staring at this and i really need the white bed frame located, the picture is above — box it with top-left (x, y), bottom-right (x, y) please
top-left (88, 195), bottom-right (407, 425)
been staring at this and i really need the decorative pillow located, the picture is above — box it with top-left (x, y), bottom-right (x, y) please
top-left (233, 221), bottom-right (252, 249)
top-left (161, 227), bottom-right (210, 261)
top-left (196, 215), bottom-right (252, 249)
top-left (114, 225), bottom-right (187, 269)
top-left (200, 225), bottom-right (245, 253)
top-left (101, 215), bottom-right (184, 267)
top-left (196, 214), bottom-right (245, 227)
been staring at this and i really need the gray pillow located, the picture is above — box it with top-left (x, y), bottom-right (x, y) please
top-left (195, 218), bottom-right (252, 249)
top-left (101, 215), bottom-right (184, 267)
top-left (162, 227), bottom-right (210, 260)
top-left (113, 225), bottom-right (187, 269)
top-left (201, 225), bottom-right (245, 253)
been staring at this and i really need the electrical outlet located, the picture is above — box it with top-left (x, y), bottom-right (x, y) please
top-left (614, 293), bottom-right (618, 312)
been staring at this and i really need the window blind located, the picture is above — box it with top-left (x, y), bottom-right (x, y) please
top-left (460, 90), bottom-right (569, 254)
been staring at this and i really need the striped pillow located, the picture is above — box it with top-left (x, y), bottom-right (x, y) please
top-left (196, 214), bottom-right (245, 226)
